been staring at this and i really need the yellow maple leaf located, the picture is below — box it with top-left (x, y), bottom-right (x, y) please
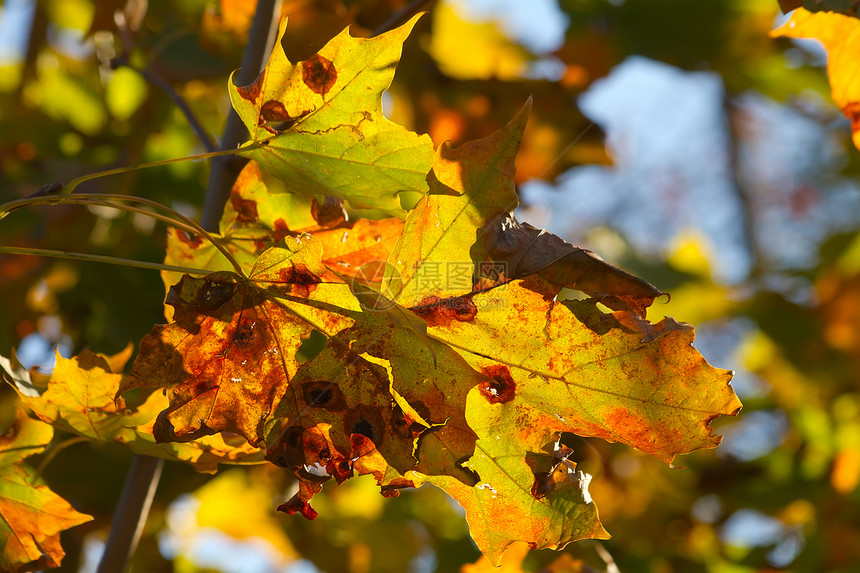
top-left (772, 7), bottom-right (860, 149)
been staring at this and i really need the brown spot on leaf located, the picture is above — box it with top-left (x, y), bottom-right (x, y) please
top-left (231, 317), bottom-right (260, 349)
top-left (352, 418), bottom-right (375, 441)
top-left (345, 408), bottom-right (385, 448)
top-left (175, 229), bottom-right (203, 248)
top-left (531, 471), bottom-right (551, 499)
top-left (479, 364), bottom-right (516, 404)
top-left (277, 496), bottom-right (318, 520)
top-left (173, 279), bottom-right (235, 313)
top-left (301, 380), bottom-right (345, 411)
top-left (230, 193), bottom-right (258, 223)
top-left (302, 54), bottom-right (337, 96)
top-left (410, 295), bottom-right (478, 327)
top-left (272, 218), bottom-right (291, 242)
top-left (278, 263), bottom-right (321, 297)
top-left (236, 74), bottom-right (263, 103)
top-left (259, 100), bottom-right (291, 124)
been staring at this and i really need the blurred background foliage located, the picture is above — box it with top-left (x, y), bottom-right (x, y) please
top-left (1, 0), bottom-right (859, 571)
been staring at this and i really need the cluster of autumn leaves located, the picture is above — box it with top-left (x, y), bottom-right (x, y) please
top-left (4, 3), bottom-right (856, 570)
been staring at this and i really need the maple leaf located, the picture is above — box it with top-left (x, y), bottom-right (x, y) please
top-left (300, 102), bottom-right (735, 561)
top-left (228, 16), bottom-right (435, 216)
top-left (140, 95), bottom-right (740, 564)
top-left (0, 409), bottom-right (92, 572)
top-left (122, 235), bottom-right (360, 445)
top-left (3, 348), bottom-right (263, 473)
top-left (772, 7), bottom-right (860, 149)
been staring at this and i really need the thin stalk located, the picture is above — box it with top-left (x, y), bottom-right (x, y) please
top-left (0, 193), bottom-right (248, 278)
top-left (1, 196), bottom-right (198, 237)
top-left (115, 58), bottom-right (218, 152)
top-left (0, 246), bottom-right (212, 275)
top-left (62, 147), bottom-right (247, 195)
top-left (594, 542), bottom-right (621, 573)
top-left (32, 436), bottom-right (90, 483)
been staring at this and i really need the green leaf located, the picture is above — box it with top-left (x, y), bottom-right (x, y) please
top-left (229, 16), bottom-right (435, 216)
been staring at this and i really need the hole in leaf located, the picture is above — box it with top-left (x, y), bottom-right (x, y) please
top-left (353, 418), bottom-right (374, 441)
top-left (296, 329), bottom-right (326, 363)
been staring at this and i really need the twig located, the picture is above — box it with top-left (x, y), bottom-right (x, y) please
top-left (201, 0), bottom-right (282, 232)
top-left (594, 541), bottom-right (621, 573)
top-left (114, 57), bottom-right (218, 152)
top-left (111, 7), bottom-right (217, 152)
top-left (95, 455), bottom-right (163, 573)
top-left (723, 95), bottom-right (762, 275)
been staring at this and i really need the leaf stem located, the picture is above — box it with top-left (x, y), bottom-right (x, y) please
top-left (32, 436), bottom-right (89, 483)
top-left (0, 193), bottom-right (248, 278)
top-left (61, 147), bottom-right (245, 195)
top-left (0, 246), bottom-right (212, 275)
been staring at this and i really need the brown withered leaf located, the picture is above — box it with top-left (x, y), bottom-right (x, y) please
top-left (122, 236), bottom-right (359, 445)
top-left (482, 213), bottom-right (663, 316)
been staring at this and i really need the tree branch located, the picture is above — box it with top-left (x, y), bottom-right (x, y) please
top-left (201, 0), bottom-right (282, 232)
top-left (95, 5), bottom-right (282, 573)
top-left (95, 455), bottom-right (163, 573)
